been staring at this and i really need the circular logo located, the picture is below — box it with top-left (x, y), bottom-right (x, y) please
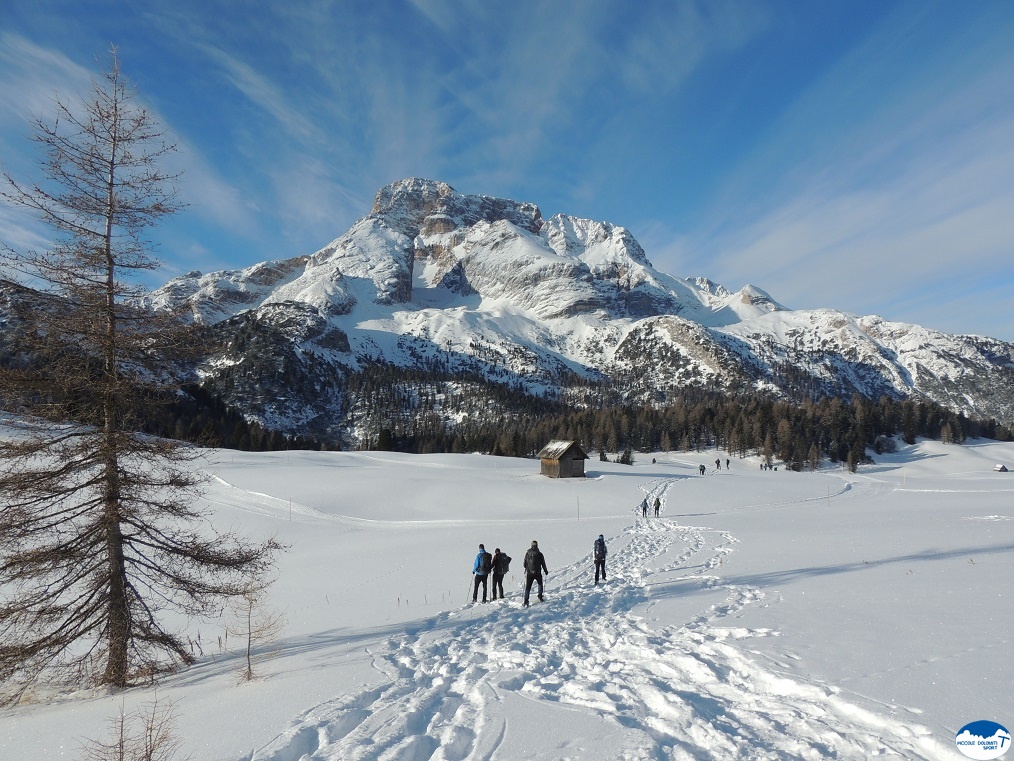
top-left (955, 721), bottom-right (1011, 760)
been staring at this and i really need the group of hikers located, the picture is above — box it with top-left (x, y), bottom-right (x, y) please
top-left (698, 458), bottom-right (731, 475)
top-left (470, 457), bottom-right (748, 608)
top-left (471, 533), bottom-right (610, 606)
top-left (640, 496), bottom-right (661, 517)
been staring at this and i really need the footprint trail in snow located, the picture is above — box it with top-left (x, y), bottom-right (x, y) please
top-left (249, 478), bottom-right (953, 760)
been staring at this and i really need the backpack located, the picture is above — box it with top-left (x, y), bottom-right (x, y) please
top-left (524, 549), bottom-right (541, 574)
top-left (501, 554), bottom-right (511, 573)
top-left (594, 538), bottom-right (606, 559)
top-left (480, 551), bottom-right (492, 575)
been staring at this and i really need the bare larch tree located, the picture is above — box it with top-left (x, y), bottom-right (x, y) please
top-left (0, 50), bottom-right (279, 703)
top-left (225, 584), bottom-right (285, 683)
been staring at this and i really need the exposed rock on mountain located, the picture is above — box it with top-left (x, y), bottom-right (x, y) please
top-left (143, 178), bottom-right (1014, 444)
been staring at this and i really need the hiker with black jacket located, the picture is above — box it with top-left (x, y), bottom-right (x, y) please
top-left (490, 547), bottom-right (511, 600)
top-left (593, 534), bottom-right (607, 584)
top-left (523, 540), bottom-right (548, 607)
top-left (472, 543), bottom-right (492, 603)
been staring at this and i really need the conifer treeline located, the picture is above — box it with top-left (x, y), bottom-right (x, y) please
top-left (121, 367), bottom-right (1014, 466)
top-left (142, 384), bottom-right (324, 451)
top-left (361, 381), bottom-right (1012, 471)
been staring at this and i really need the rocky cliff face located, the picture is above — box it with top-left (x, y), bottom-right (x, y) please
top-left (143, 178), bottom-right (1014, 444)
top-left (372, 178), bottom-right (544, 237)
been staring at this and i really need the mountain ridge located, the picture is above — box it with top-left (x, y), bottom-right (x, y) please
top-left (144, 178), bottom-right (1014, 444)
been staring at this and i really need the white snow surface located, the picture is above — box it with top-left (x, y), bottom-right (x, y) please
top-left (3, 437), bottom-right (1013, 760)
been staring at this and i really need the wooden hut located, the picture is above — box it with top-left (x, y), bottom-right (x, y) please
top-left (536, 440), bottom-right (588, 478)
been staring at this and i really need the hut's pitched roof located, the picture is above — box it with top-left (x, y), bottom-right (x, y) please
top-left (536, 440), bottom-right (588, 460)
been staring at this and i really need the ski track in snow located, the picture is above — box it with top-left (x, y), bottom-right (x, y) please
top-left (247, 477), bottom-right (953, 761)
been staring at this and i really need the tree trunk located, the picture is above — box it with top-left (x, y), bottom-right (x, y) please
top-left (103, 485), bottom-right (130, 686)
top-left (102, 105), bottom-right (130, 688)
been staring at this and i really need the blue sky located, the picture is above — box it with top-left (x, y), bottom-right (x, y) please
top-left (1, 0), bottom-right (1012, 340)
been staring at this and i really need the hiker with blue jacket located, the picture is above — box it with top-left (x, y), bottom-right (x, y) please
top-left (490, 547), bottom-right (510, 600)
top-left (472, 543), bottom-right (492, 603)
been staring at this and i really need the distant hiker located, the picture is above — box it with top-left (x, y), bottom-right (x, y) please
top-left (653, 497), bottom-right (660, 517)
top-left (699, 464), bottom-right (706, 476)
top-left (715, 458), bottom-right (721, 471)
top-left (641, 498), bottom-right (648, 518)
top-left (652, 457), bottom-right (656, 464)
top-left (523, 540), bottom-right (548, 607)
top-left (593, 534), bottom-right (607, 584)
top-left (491, 547), bottom-right (511, 600)
top-left (726, 458), bottom-right (730, 470)
top-left (472, 543), bottom-right (492, 603)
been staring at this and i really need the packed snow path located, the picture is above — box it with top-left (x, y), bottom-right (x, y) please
top-left (249, 478), bottom-right (953, 761)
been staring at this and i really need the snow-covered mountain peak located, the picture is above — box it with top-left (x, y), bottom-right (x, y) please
top-left (736, 284), bottom-right (782, 309)
top-left (541, 215), bottom-right (651, 270)
top-left (689, 277), bottom-right (731, 298)
top-left (136, 179), bottom-right (1014, 440)
top-left (370, 178), bottom-right (543, 240)
top-left (143, 255), bottom-right (310, 324)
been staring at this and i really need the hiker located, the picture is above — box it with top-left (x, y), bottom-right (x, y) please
top-left (641, 498), bottom-right (648, 518)
top-left (715, 458), bottom-right (721, 470)
top-left (654, 496), bottom-right (660, 517)
top-left (472, 543), bottom-right (492, 603)
top-left (523, 540), bottom-right (548, 607)
top-left (726, 458), bottom-right (730, 470)
top-left (491, 547), bottom-right (510, 600)
top-left (593, 534), bottom-right (607, 584)
top-left (699, 463), bottom-right (706, 476)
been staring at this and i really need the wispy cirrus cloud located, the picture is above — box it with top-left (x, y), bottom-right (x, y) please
top-left (7, 1), bottom-right (1008, 340)
top-left (0, 31), bottom-right (266, 276)
top-left (0, 35), bottom-right (93, 262)
top-left (194, 43), bottom-right (324, 146)
top-left (615, 0), bottom-right (769, 95)
top-left (0, 32), bottom-right (94, 129)
top-left (401, 0), bottom-right (771, 209)
top-left (649, 4), bottom-right (1014, 339)
top-left (145, 0), bottom-right (772, 250)
top-left (166, 134), bottom-right (263, 238)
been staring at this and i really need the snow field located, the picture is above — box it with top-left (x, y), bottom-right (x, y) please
top-left (248, 479), bottom-right (958, 759)
top-left (3, 439), bottom-right (1012, 759)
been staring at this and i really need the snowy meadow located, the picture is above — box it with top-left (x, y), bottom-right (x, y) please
top-left (2, 438), bottom-right (1013, 760)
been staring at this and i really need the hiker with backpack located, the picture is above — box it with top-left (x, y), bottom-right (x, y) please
top-left (472, 543), bottom-right (492, 603)
top-left (593, 534), bottom-right (607, 584)
top-left (522, 540), bottom-right (548, 607)
top-left (491, 547), bottom-right (511, 600)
